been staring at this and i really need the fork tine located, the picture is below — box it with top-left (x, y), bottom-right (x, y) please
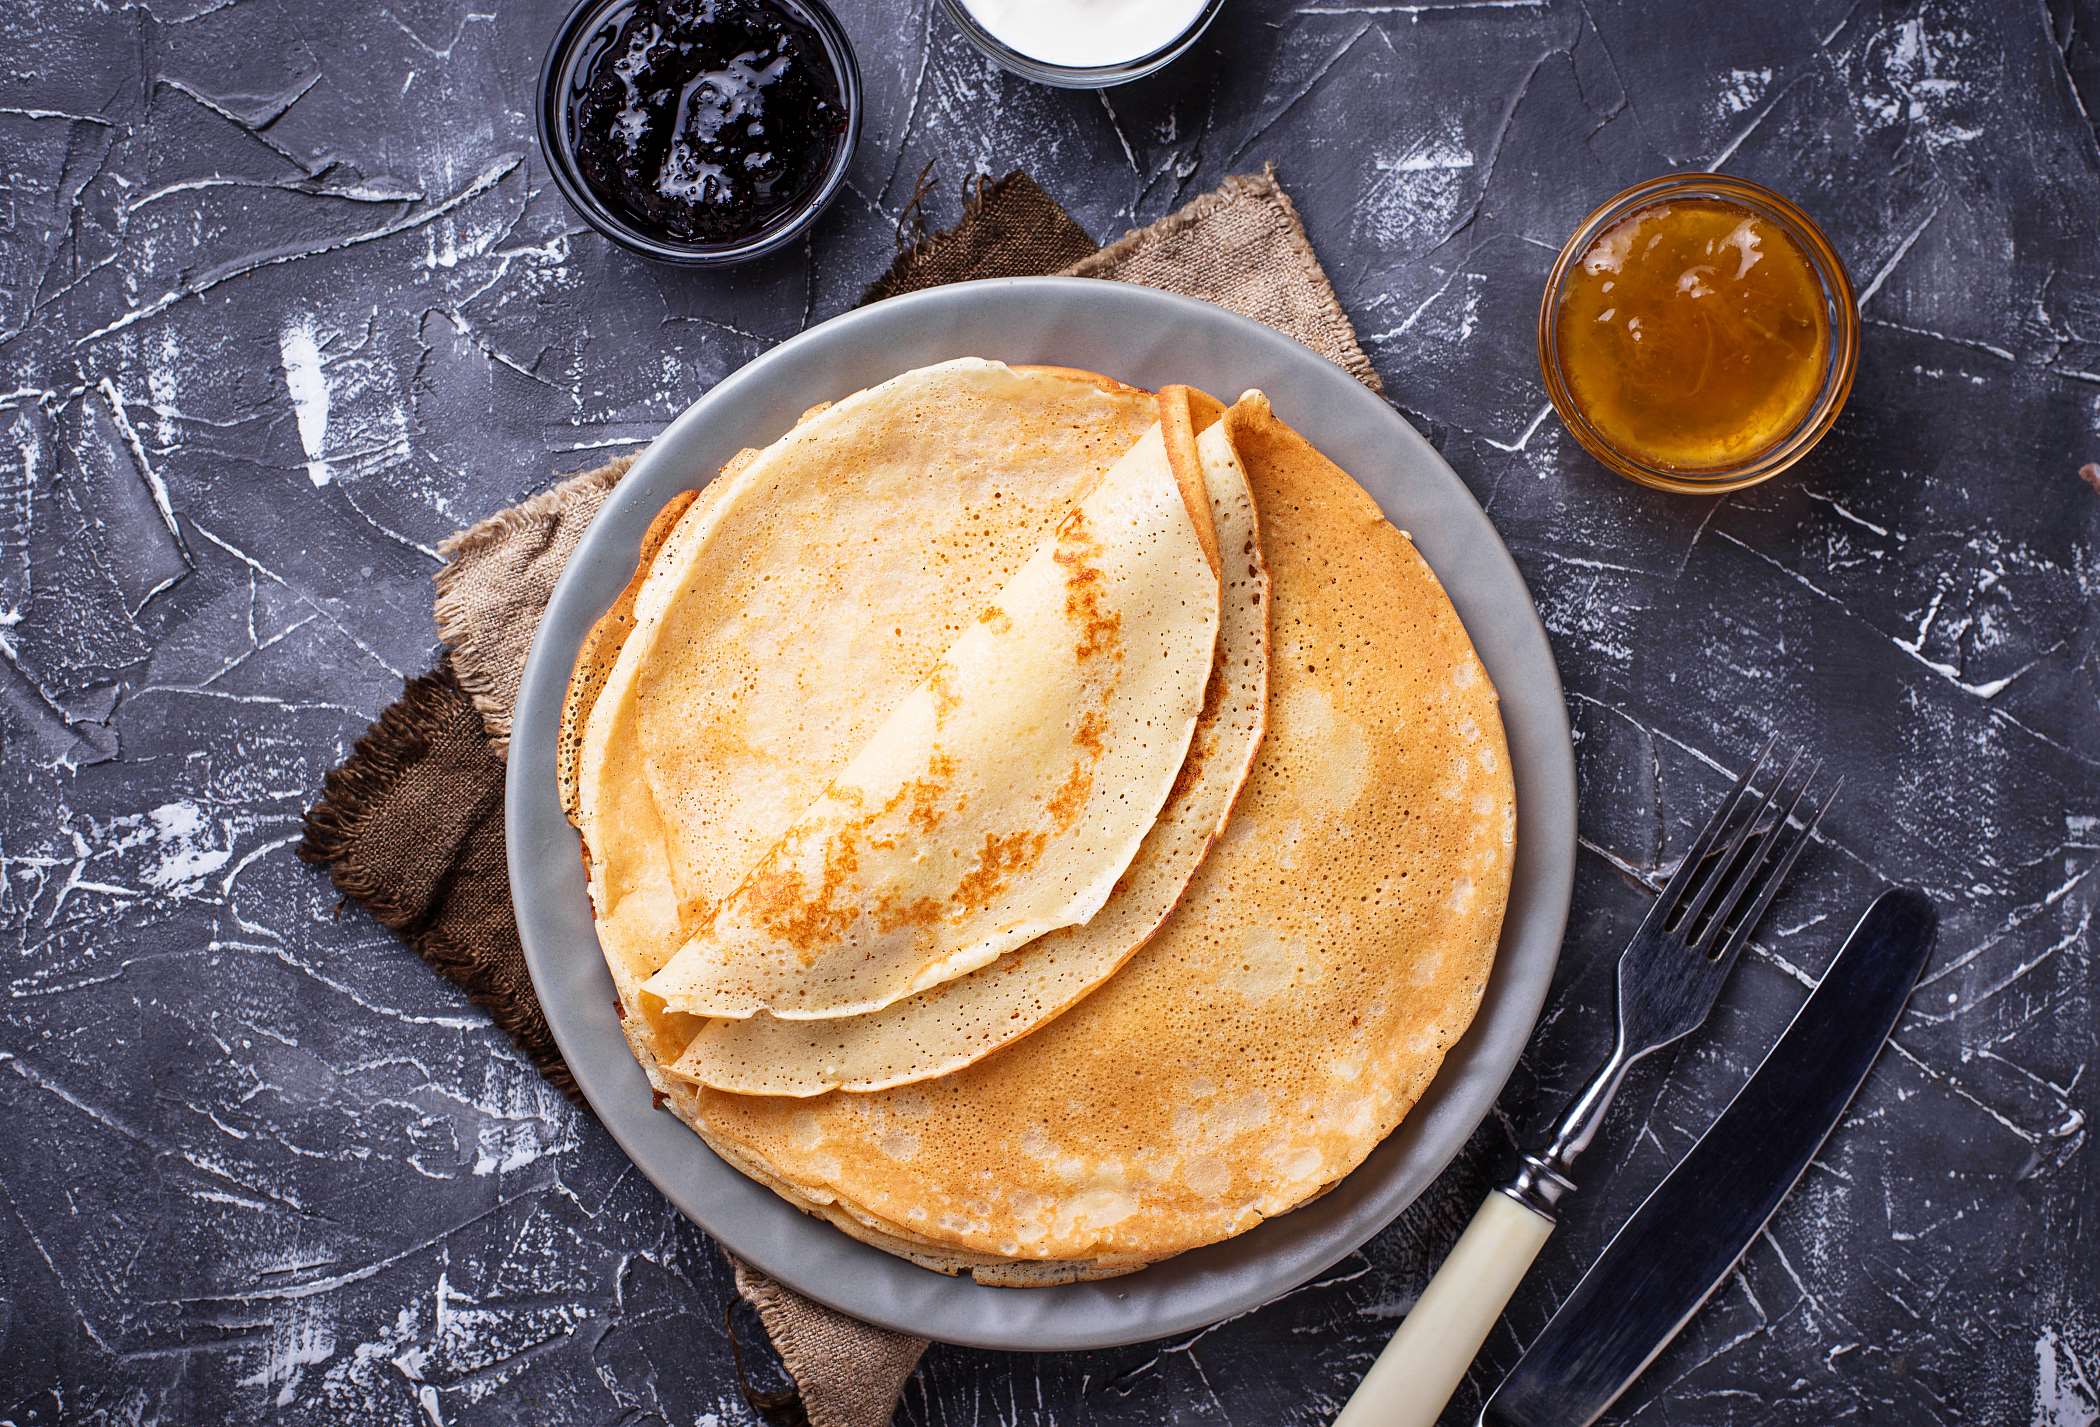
top-left (1676, 744), bottom-right (1804, 938)
top-left (1646, 734), bottom-right (1779, 929)
top-left (1692, 760), bottom-right (1820, 953)
top-left (1709, 775), bottom-right (1840, 968)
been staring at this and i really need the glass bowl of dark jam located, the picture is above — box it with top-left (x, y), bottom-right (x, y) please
top-left (539, 0), bottom-right (860, 266)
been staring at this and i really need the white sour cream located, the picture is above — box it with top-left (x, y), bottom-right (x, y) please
top-left (959, 0), bottom-right (1213, 69)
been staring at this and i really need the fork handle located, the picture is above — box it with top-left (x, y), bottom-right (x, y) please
top-left (1331, 1192), bottom-right (1555, 1427)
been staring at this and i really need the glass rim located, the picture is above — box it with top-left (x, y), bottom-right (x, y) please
top-left (1537, 172), bottom-right (1861, 495)
top-left (936, 0), bottom-right (1225, 89)
top-left (536, 0), bottom-right (863, 267)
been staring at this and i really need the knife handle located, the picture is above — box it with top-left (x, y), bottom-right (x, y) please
top-left (1332, 1191), bottom-right (1554, 1427)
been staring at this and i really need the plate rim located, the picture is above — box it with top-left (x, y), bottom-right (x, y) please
top-left (505, 276), bottom-right (1574, 1351)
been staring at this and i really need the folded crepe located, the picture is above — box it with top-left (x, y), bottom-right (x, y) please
top-left (567, 360), bottom-right (1160, 1064)
top-left (673, 392), bottom-right (1270, 1093)
top-left (642, 387), bottom-right (1224, 1021)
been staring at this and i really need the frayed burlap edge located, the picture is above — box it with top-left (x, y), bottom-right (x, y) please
top-left (1066, 164), bottom-right (1383, 393)
top-left (869, 170), bottom-right (1016, 288)
top-left (733, 1259), bottom-right (929, 1427)
top-left (420, 923), bottom-right (581, 1103)
top-left (433, 457), bottom-right (635, 751)
top-left (296, 668), bottom-right (580, 1100)
top-left (861, 170), bottom-right (1097, 306)
top-left (298, 664), bottom-right (469, 931)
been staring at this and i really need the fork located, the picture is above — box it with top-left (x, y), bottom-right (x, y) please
top-left (1332, 736), bottom-right (1834, 1427)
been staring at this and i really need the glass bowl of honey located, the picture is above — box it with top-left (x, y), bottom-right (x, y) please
top-left (1538, 173), bottom-right (1859, 494)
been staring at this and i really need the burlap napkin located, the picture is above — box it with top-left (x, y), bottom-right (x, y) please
top-left (302, 165), bottom-right (1375, 1427)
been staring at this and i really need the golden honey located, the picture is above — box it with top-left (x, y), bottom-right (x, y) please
top-left (1554, 198), bottom-right (1831, 471)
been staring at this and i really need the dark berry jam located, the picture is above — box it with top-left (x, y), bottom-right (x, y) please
top-left (565, 0), bottom-right (847, 246)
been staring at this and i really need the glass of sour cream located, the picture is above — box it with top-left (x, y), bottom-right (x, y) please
top-left (941, 0), bottom-right (1224, 87)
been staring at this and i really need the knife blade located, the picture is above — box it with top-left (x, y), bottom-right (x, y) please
top-left (1481, 886), bottom-right (1938, 1427)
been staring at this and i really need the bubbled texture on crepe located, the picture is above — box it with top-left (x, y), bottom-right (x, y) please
top-left (677, 1105), bottom-right (1154, 1284)
top-left (642, 413), bottom-right (1222, 1020)
top-left (690, 393), bottom-right (1515, 1267)
top-left (674, 405), bottom-right (1270, 1093)
top-left (572, 361), bottom-right (1156, 1064)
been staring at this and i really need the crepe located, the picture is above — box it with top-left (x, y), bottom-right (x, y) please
top-left (569, 360), bottom-right (1159, 1065)
top-left (672, 394), bottom-right (1270, 1093)
top-left (641, 392), bottom-right (1224, 1021)
top-left (685, 393), bottom-right (1515, 1271)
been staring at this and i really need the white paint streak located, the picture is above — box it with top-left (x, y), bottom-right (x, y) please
top-left (1484, 401), bottom-right (1555, 453)
top-left (2035, 1326), bottom-right (2100, 1427)
top-left (239, 1296), bottom-right (338, 1407)
top-left (278, 319), bottom-right (333, 487)
top-left (96, 378), bottom-right (184, 548)
top-left (1856, 201), bottom-right (1942, 311)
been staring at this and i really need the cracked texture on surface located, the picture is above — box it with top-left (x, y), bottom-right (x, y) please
top-left (2, 0), bottom-right (2096, 1423)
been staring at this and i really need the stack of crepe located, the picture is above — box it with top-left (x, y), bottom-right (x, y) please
top-left (561, 359), bottom-right (1514, 1284)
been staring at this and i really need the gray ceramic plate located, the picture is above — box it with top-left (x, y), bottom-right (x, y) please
top-left (507, 277), bottom-right (1575, 1352)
